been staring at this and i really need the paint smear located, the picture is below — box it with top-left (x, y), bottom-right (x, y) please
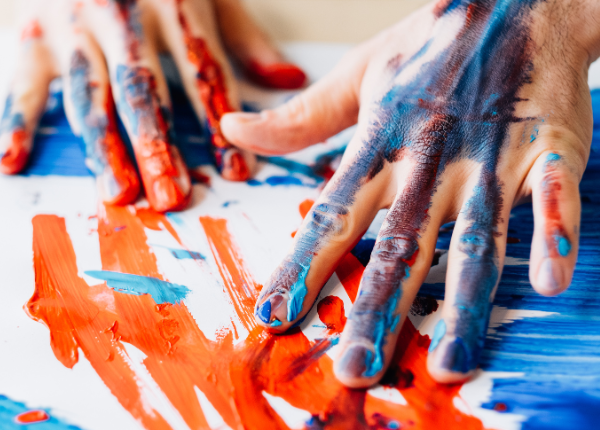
top-left (26, 205), bottom-right (490, 429)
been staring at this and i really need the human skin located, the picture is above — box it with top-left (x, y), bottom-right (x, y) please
top-left (0, 0), bottom-right (306, 212)
top-left (222, 0), bottom-right (600, 387)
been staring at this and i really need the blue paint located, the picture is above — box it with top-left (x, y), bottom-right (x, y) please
top-left (555, 235), bottom-right (572, 257)
top-left (266, 176), bottom-right (304, 186)
top-left (270, 319), bottom-right (282, 327)
top-left (222, 200), bottom-right (238, 207)
top-left (363, 288), bottom-right (402, 377)
top-left (0, 395), bottom-right (81, 429)
top-left (546, 153), bottom-right (561, 162)
top-left (257, 300), bottom-right (271, 324)
top-left (85, 270), bottom-right (190, 305)
top-left (170, 249), bottom-right (204, 260)
top-left (287, 263), bottom-right (309, 322)
top-left (429, 319), bottom-right (447, 352)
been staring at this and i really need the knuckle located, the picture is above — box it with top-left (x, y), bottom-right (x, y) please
top-left (309, 202), bottom-right (350, 240)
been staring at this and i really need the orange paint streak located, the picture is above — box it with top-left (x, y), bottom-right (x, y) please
top-left (299, 199), bottom-right (315, 219)
top-left (26, 215), bottom-right (173, 430)
top-left (0, 129), bottom-right (29, 174)
top-left (199, 217), bottom-right (260, 332)
top-left (27, 205), bottom-right (491, 429)
top-left (15, 410), bottom-right (49, 424)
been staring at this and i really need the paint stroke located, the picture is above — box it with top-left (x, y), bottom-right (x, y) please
top-left (85, 270), bottom-right (190, 305)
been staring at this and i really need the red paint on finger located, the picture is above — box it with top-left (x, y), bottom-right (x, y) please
top-left (246, 60), bottom-right (307, 90)
top-left (101, 91), bottom-right (140, 205)
top-left (15, 410), bottom-right (50, 424)
top-left (177, 3), bottom-right (250, 180)
top-left (0, 129), bottom-right (29, 174)
top-left (20, 20), bottom-right (43, 42)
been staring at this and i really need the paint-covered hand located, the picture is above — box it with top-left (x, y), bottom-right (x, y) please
top-left (0, 0), bottom-right (307, 212)
top-left (222, 0), bottom-right (598, 386)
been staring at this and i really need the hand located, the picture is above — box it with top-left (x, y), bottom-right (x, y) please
top-left (0, 0), bottom-right (307, 212)
top-left (222, 0), bottom-right (598, 387)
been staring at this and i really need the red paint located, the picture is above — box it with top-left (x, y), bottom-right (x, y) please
top-left (15, 410), bottom-right (49, 424)
top-left (0, 129), bottom-right (29, 174)
top-left (27, 205), bottom-right (491, 429)
top-left (299, 199), bottom-right (315, 219)
top-left (177, 2), bottom-right (250, 181)
top-left (317, 295), bottom-right (347, 334)
top-left (101, 91), bottom-right (140, 205)
top-left (540, 161), bottom-right (568, 258)
top-left (20, 20), bottom-right (43, 42)
top-left (245, 60), bottom-right (307, 90)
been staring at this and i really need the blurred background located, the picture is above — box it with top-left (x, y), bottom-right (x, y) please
top-left (0, 0), bottom-right (429, 43)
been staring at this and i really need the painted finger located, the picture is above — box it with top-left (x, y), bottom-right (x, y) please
top-left (0, 21), bottom-right (54, 174)
top-left (333, 113), bottom-right (455, 387)
top-left (427, 170), bottom-right (510, 383)
top-left (212, 0), bottom-right (307, 89)
top-left (158, 0), bottom-right (255, 181)
top-left (61, 33), bottom-right (140, 205)
top-left (221, 44), bottom-right (372, 155)
top-left (254, 137), bottom-right (395, 331)
top-left (88, 0), bottom-right (191, 212)
top-left (528, 151), bottom-right (580, 296)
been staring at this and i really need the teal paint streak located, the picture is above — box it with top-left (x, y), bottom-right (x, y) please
top-left (546, 153), bottom-right (561, 162)
top-left (85, 271), bottom-right (190, 305)
top-left (270, 319), bottom-right (282, 327)
top-left (364, 288), bottom-right (402, 378)
top-left (0, 395), bottom-right (81, 430)
top-left (429, 319), bottom-right (447, 352)
top-left (287, 263), bottom-right (309, 321)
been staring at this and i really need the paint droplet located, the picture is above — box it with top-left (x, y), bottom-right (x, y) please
top-left (494, 402), bottom-right (508, 412)
top-left (555, 235), bottom-right (572, 257)
top-left (15, 410), bottom-right (50, 424)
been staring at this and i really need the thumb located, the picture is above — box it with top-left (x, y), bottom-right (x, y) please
top-left (221, 45), bottom-right (372, 155)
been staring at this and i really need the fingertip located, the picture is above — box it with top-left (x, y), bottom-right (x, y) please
top-left (245, 60), bottom-right (308, 90)
top-left (530, 258), bottom-right (572, 296)
top-left (334, 344), bottom-right (381, 388)
top-left (427, 334), bottom-right (477, 384)
top-left (0, 130), bottom-right (30, 174)
top-left (221, 112), bottom-right (269, 153)
top-left (427, 341), bottom-right (476, 384)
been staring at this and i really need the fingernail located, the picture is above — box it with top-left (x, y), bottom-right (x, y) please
top-left (256, 300), bottom-right (271, 324)
top-left (336, 345), bottom-right (369, 378)
top-left (256, 294), bottom-right (286, 325)
top-left (536, 259), bottom-right (565, 293)
top-left (439, 338), bottom-right (470, 373)
top-left (231, 112), bottom-right (262, 124)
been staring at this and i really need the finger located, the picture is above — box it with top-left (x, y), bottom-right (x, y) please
top-left (159, 0), bottom-right (255, 181)
top-left (212, 0), bottom-right (307, 89)
top-left (333, 113), bottom-right (454, 387)
top-left (87, 0), bottom-right (191, 212)
top-left (0, 20), bottom-right (54, 174)
top-left (221, 43), bottom-right (373, 155)
top-left (254, 137), bottom-right (395, 331)
top-left (427, 169), bottom-right (510, 383)
top-left (528, 151), bottom-right (580, 296)
top-left (61, 31), bottom-right (140, 205)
